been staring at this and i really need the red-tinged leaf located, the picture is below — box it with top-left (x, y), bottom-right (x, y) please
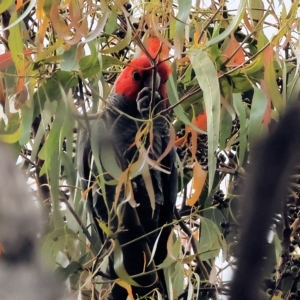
top-left (243, 11), bottom-right (254, 32)
top-left (174, 135), bottom-right (186, 147)
top-left (0, 50), bottom-right (35, 71)
top-left (69, 0), bottom-right (81, 24)
top-left (68, 0), bottom-right (89, 40)
top-left (186, 161), bottom-right (207, 206)
top-left (50, 1), bottom-right (74, 40)
top-left (260, 80), bottom-right (272, 126)
top-left (222, 34), bottom-right (245, 67)
top-left (263, 44), bottom-right (273, 66)
top-left (263, 45), bottom-right (284, 113)
top-left (81, 185), bottom-right (93, 200)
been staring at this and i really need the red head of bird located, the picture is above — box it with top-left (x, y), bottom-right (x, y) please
top-left (114, 37), bottom-right (171, 104)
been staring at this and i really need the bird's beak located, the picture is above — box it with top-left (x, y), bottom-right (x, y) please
top-left (144, 72), bottom-right (161, 91)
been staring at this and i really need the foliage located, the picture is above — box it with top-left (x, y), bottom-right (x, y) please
top-left (0, 0), bottom-right (299, 299)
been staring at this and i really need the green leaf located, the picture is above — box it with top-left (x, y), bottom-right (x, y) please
top-left (205, 0), bottom-right (246, 48)
top-left (104, 6), bottom-right (117, 35)
top-left (80, 54), bottom-right (122, 79)
top-left (219, 110), bottom-right (232, 150)
top-left (198, 217), bottom-right (226, 261)
top-left (0, 0), bottom-right (14, 14)
top-left (8, 12), bottom-right (24, 69)
top-left (231, 32), bottom-right (267, 78)
top-left (164, 261), bottom-right (184, 299)
top-left (167, 63), bottom-right (205, 133)
top-left (100, 142), bottom-right (123, 180)
top-left (90, 119), bottom-right (111, 209)
top-left (42, 227), bottom-right (80, 269)
top-left (113, 239), bottom-right (140, 287)
top-left (61, 44), bottom-right (81, 72)
top-left (287, 67), bottom-right (300, 103)
top-left (3, 0), bottom-right (36, 32)
top-left (30, 100), bottom-right (57, 163)
top-left (54, 261), bottom-right (83, 282)
top-left (38, 98), bottom-right (66, 165)
top-left (61, 152), bottom-right (77, 188)
top-left (174, 0), bottom-right (192, 58)
top-left (33, 70), bottom-right (77, 118)
top-left (19, 102), bottom-right (34, 146)
top-left (100, 6), bottom-right (131, 54)
top-left (248, 0), bottom-right (265, 27)
top-left (187, 49), bottom-right (220, 193)
top-left (248, 86), bottom-right (268, 150)
top-left (265, 58), bottom-right (284, 113)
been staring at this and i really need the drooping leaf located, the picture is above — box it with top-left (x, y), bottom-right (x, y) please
top-left (205, 0), bottom-right (246, 48)
top-left (1, 0), bottom-right (36, 32)
top-left (54, 261), bottom-right (83, 282)
top-left (187, 49), bottom-right (220, 193)
top-left (174, 0), bottom-right (192, 58)
top-left (248, 85), bottom-right (268, 150)
top-left (186, 161), bottom-right (207, 206)
top-left (198, 217), bottom-right (226, 262)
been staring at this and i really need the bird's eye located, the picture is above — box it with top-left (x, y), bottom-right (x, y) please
top-left (132, 71), bottom-right (141, 81)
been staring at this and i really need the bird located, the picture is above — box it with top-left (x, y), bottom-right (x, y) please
top-left (77, 37), bottom-right (178, 299)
